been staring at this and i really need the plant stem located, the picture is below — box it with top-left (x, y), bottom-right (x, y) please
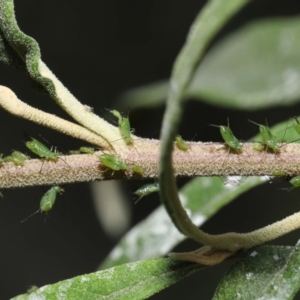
top-left (1, 142), bottom-right (300, 189)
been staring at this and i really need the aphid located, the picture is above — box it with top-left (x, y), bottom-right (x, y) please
top-left (4, 151), bottom-right (30, 166)
top-left (132, 165), bottom-right (143, 175)
top-left (134, 183), bottom-right (159, 202)
top-left (25, 138), bottom-right (69, 171)
top-left (175, 135), bottom-right (189, 151)
top-left (21, 186), bottom-right (64, 223)
top-left (209, 119), bottom-right (242, 152)
top-left (83, 104), bottom-right (94, 113)
top-left (249, 120), bottom-right (280, 152)
top-left (99, 153), bottom-right (128, 171)
top-left (272, 169), bottom-right (286, 177)
top-left (0, 191), bottom-right (2, 198)
top-left (289, 176), bottom-right (300, 188)
top-left (27, 285), bottom-right (38, 294)
top-left (40, 186), bottom-right (64, 213)
top-left (69, 150), bottom-right (81, 155)
top-left (252, 143), bottom-right (265, 151)
top-left (110, 110), bottom-right (133, 144)
top-left (79, 147), bottom-right (95, 154)
top-left (26, 138), bottom-right (59, 161)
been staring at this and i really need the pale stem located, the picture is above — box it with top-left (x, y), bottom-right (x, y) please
top-left (2, 141), bottom-right (300, 188)
top-left (38, 60), bottom-right (135, 151)
top-left (0, 86), bottom-right (111, 149)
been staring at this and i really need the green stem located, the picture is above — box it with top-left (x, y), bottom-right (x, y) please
top-left (159, 0), bottom-right (252, 249)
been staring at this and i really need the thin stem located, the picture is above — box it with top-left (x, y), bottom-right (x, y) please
top-left (38, 60), bottom-right (131, 150)
top-left (159, 0), bottom-right (255, 252)
top-left (0, 86), bottom-right (111, 149)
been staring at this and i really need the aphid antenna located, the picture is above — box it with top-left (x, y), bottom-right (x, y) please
top-left (208, 123), bottom-right (222, 128)
top-left (23, 131), bottom-right (34, 141)
top-left (20, 209), bottom-right (40, 223)
top-left (38, 134), bottom-right (52, 147)
top-left (226, 116), bottom-right (230, 127)
top-left (248, 119), bottom-right (262, 127)
top-left (279, 187), bottom-right (295, 193)
top-left (191, 133), bottom-right (198, 141)
top-left (280, 119), bottom-right (290, 144)
top-left (126, 106), bottom-right (131, 117)
top-left (265, 117), bottom-right (269, 127)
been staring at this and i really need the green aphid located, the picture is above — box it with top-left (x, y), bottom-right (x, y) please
top-left (99, 153), bottom-right (128, 171)
top-left (252, 143), bottom-right (265, 152)
top-left (210, 120), bottom-right (242, 152)
top-left (134, 183), bottom-right (159, 202)
top-left (26, 138), bottom-right (59, 161)
top-left (272, 169), bottom-right (286, 177)
top-left (0, 191), bottom-right (2, 198)
top-left (79, 147), bottom-right (95, 154)
top-left (289, 175), bottom-right (300, 188)
top-left (27, 285), bottom-right (38, 294)
top-left (175, 135), bottom-right (189, 151)
top-left (40, 186), bottom-right (64, 213)
top-left (110, 110), bottom-right (133, 144)
top-left (69, 150), bottom-right (81, 155)
top-left (4, 151), bottom-right (30, 166)
top-left (249, 120), bottom-right (279, 152)
top-left (132, 165), bottom-right (143, 175)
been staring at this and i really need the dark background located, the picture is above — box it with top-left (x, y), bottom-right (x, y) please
top-left (1, 0), bottom-right (300, 299)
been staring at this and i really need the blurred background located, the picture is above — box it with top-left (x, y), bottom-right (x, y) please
top-left (1, 0), bottom-right (300, 299)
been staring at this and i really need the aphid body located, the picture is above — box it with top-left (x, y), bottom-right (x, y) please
top-left (4, 151), bottom-right (30, 166)
top-left (175, 135), bottom-right (189, 151)
top-left (132, 165), bottom-right (143, 175)
top-left (27, 286), bottom-right (38, 294)
top-left (110, 110), bottom-right (133, 144)
top-left (249, 120), bottom-right (279, 152)
top-left (79, 147), bottom-right (95, 154)
top-left (26, 139), bottom-right (58, 161)
top-left (272, 170), bottom-right (286, 177)
top-left (252, 143), bottom-right (265, 151)
top-left (134, 183), bottom-right (159, 201)
top-left (210, 120), bottom-right (242, 152)
top-left (289, 175), bottom-right (300, 188)
top-left (40, 186), bottom-right (64, 213)
top-left (69, 150), bottom-right (81, 155)
top-left (99, 153), bottom-right (127, 171)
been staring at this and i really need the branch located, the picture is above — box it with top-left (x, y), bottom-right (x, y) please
top-left (1, 142), bottom-right (300, 189)
top-left (0, 86), bottom-right (110, 149)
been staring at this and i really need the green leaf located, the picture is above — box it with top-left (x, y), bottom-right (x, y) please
top-left (12, 258), bottom-right (203, 300)
top-left (0, 0), bottom-right (52, 94)
top-left (213, 243), bottom-right (300, 300)
top-left (119, 17), bottom-right (300, 111)
top-left (100, 176), bottom-right (267, 270)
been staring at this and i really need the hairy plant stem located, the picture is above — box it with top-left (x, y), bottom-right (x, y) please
top-left (1, 142), bottom-right (300, 189)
